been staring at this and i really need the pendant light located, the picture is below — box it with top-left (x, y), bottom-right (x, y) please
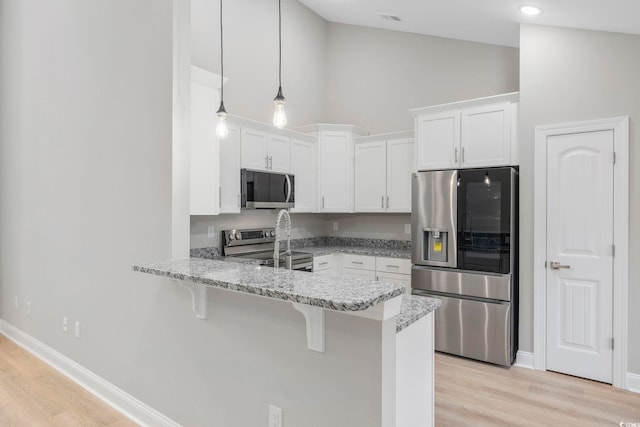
top-left (215, 0), bottom-right (229, 139)
top-left (272, 0), bottom-right (287, 129)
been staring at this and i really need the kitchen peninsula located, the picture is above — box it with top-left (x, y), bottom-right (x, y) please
top-left (134, 258), bottom-right (439, 427)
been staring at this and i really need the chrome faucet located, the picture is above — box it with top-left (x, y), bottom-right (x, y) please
top-left (273, 209), bottom-right (292, 269)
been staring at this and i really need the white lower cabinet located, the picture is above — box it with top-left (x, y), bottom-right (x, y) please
top-left (315, 253), bottom-right (412, 294)
top-left (313, 254), bottom-right (336, 276)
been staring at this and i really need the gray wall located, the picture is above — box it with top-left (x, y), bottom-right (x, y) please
top-left (325, 23), bottom-right (520, 133)
top-left (519, 24), bottom-right (640, 373)
top-left (190, 0), bottom-right (328, 128)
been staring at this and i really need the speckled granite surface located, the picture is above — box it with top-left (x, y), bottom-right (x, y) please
top-left (190, 247), bottom-right (221, 258)
top-left (133, 258), bottom-right (404, 312)
top-left (292, 238), bottom-right (411, 260)
top-left (396, 295), bottom-right (441, 333)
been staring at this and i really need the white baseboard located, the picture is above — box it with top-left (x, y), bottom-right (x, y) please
top-left (628, 372), bottom-right (640, 394)
top-left (0, 319), bottom-right (180, 427)
top-left (514, 351), bottom-right (534, 369)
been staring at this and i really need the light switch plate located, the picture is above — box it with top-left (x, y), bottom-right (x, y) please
top-left (207, 226), bottom-right (215, 238)
top-left (333, 222), bottom-right (339, 231)
top-left (404, 224), bottom-right (411, 234)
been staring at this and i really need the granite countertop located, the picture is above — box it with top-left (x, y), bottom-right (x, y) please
top-left (133, 258), bottom-right (405, 312)
top-left (396, 295), bottom-right (441, 333)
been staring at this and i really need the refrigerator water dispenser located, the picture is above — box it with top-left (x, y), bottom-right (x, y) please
top-left (424, 229), bottom-right (448, 263)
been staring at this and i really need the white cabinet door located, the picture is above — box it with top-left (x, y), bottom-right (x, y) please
top-left (241, 128), bottom-right (269, 171)
top-left (219, 125), bottom-right (241, 213)
top-left (460, 103), bottom-right (510, 168)
top-left (290, 139), bottom-right (315, 213)
top-left (355, 141), bottom-right (386, 212)
top-left (415, 111), bottom-right (459, 171)
top-left (318, 132), bottom-right (354, 212)
top-left (386, 138), bottom-right (414, 212)
top-left (343, 268), bottom-right (376, 280)
top-left (267, 134), bottom-right (290, 172)
top-left (189, 76), bottom-right (219, 215)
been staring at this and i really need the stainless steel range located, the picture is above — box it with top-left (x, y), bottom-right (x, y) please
top-left (222, 228), bottom-right (313, 272)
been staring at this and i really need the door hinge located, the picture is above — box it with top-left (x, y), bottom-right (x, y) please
top-left (612, 152), bottom-right (616, 164)
top-left (612, 244), bottom-right (616, 257)
top-left (611, 337), bottom-right (615, 350)
top-left (544, 261), bottom-right (547, 269)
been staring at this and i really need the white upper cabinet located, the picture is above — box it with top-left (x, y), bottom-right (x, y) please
top-left (316, 130), bottom-right (356, 212)
top-left (386, 138), bottom-right (414, 212)
top-left (241, 128), bottom-right (290, 172)
top-left (190, 68), bottom-right (219, 215)
top-left (267, 133), bottom-right (291, 172)
top-left (354, 133), bottom-right (413, 213)
top-left (460, 103), bottom-right (511, 168)
top-left (415, 112), bottom-right (459, 170)
top-left (354, 141), bottom-right (387, 212)
top-left (290, 138), bottom-right (315, 213)
top-left (411, 92), bottom-right (518, 171)
top-left (240, 128), bottom-right (269, 170)
top-left (219, 125), bottom-right (241, 213)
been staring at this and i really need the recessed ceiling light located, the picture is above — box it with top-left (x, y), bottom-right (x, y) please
top-left (520, 5), bottom-right (542, 16)
top-left (377, 13), bottom-right (402, 22)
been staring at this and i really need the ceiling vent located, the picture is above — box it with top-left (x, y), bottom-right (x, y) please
top-left (377, 13), bottom-right (402, 22)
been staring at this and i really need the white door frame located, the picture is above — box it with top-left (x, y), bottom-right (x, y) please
top-left (533, 116), bottom-right (629, 389)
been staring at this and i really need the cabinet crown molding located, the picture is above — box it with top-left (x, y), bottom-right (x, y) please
top-left (295, 123), bottom-right (369, 136)
top-left (409, 91), bottom-right (519, 117)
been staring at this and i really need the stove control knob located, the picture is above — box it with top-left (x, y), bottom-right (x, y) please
top-left (270, 230), bottom-right (276, 237)
top-left (228, 233), bottom-right (235, 240)
top-left (263, 230), bottom-right (269, 237)
top-left (236, 233), bottom-right (242, 240)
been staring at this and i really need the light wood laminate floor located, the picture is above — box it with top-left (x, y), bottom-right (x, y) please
top-left (436, 352), bottom-right (640, 426)
top-left (2, 334), bottom-right (639, 426)
top-left (0, 335), bottom-right (137, 426)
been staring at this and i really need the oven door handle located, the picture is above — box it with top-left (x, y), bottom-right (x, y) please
top-left (284, 174), bottom-right (292, 203)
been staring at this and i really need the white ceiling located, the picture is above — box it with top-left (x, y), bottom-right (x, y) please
top-left (298, 0), bottom-right (640, 47)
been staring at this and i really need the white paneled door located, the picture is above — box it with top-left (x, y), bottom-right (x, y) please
top-left (545, 130), bottom-right (614, 383)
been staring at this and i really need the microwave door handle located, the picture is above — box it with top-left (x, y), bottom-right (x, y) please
top-left (285, 174), bottom-right (292, 203)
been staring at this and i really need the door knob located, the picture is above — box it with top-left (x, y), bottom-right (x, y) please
top-left (549, 261), bottom-right (571, 270)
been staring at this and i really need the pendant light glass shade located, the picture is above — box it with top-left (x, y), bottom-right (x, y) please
top-left (273, 0), bottom-right (287, 129)
top-left (273, 87), bottom-right (287, 129)
top-left (216, 0), bottom-right (228, 139)
top-left (216, 102), bottom-right (228, 138)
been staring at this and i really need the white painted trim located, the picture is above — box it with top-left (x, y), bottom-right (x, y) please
top-left (627, 372), bottom-right (640, 394)
top-left (0, 320), bottom-right (180, 427)
top-left (292, 303), bottom-right (326, 352)
top-left (514, 351), bottom-right (534, 369)
top-left (533, 116), bottom-right (629, 389)
top-left (409, 91), bottom-right (519, 117)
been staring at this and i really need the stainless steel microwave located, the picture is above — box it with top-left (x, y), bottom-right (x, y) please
top-left (240, 169), bottom-right (295, 209)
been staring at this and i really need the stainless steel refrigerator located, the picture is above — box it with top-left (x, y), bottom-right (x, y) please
top-left (411, 167), bottom-right (518, 366)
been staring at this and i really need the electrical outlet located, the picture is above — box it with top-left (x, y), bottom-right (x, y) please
top-left (63, 317), bottom-right (68, 333)
top-left (14, 296), bottom-right (18, 309)
top-left (74, 321), bottom-right (81, 338)
top-left (404, 224), bottom-right (411, 234)
top-left (269, 405), bottom-right (282, 427)
top-left (333, 222), bottom-right (339, 231)
top-left (26, 301), bottom-right (31, 315)
top-left (207, 226), bottom-right (215, 238)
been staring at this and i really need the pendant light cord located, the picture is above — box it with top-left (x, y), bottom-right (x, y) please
top-left (220, 0), bottom-right (224, 102)
top-left (278, 0), bottom-right (282, 89)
